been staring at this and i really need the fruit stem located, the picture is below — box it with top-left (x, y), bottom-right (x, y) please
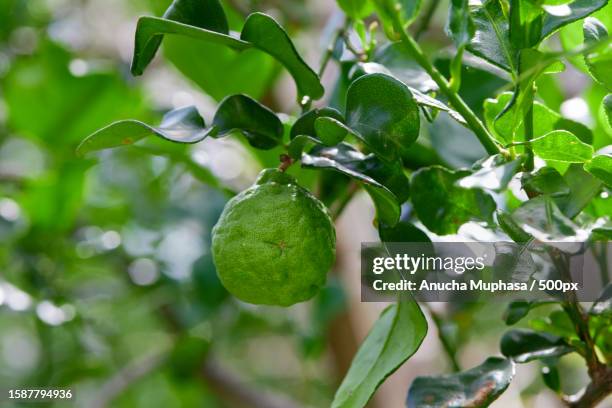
top-left (278, 154), bottom-right (294, 172)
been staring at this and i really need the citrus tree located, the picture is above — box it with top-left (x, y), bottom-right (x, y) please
top-left (72, 0), bottom-right (612, 406)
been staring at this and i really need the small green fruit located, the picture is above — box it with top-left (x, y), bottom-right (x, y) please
top-left (211, 169), bottom-right (336, 306)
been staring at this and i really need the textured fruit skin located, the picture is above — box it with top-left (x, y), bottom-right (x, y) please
top-left (211, 169), bottom-right (336, 306)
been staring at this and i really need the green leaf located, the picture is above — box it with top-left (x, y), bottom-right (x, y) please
top-left (531, 130), bottom-right (594, 163)
top-left (212, 94), bottom-right (283, 149)
top-left (407, 357), bottom-right (515, 408)
top-left (503, 300), bottom-right (541, 325)
top-left (468, 0), bottom-right (517, 73)
top-left (411, 166), bottom-right (496, 235)
top-left (522, 167), bottom-right (570, 197)
top-left (584, 151), bottom-right (612, 187)
top-left (556, 164), bottom-right (602, 218)
top-left (332, 300), bottom-right (427, 408)
top-left (591, 284), bottom-right (612, 316)
top-left (131, 1), bottom-right (323, 100)
top-left (510, 196), bottom-right (583, 241)
top-left (291, 108), bottom-right (345, 139)
top-left (346, 73), bottom-right (420, 162)
top-left (604, 94), bottom-right (612, 126)
top-left (509, 0), bottom-right (544, 50)
top-left (351, 62), bottom-right (465, 125)
top-left (542, 0), bottom-right (609, 40)
top-left (584, 17), bottom-right (612, 91)
top-left (501, 329), bottom-right (573, 363)
top-left (336, 0), bottom-right (372, 19)
top-left (458, 154), bottom-right (523, 191)
top-left (301, 143), bottom-right (411, 225)
top-left (379, 221), bottom-right (430, 243)
top-left (314, 117), bottom-right (351, 146)
top-left (132, 4), bottom-right (248, 75)
top-left (240, 13), bottom-right (324, 99)
top-left (447, 0), bottom-right (475, 49)
top-left (372, 0), bottom-right (423, 36)
top-left (77, 106), bottom-right (210, 156)
top-left (372, 43), bottom-right (438, 93)
top-left (287, 134), bottom-right (319, 160)
top-left (484, 92), bottom-right (593, 146)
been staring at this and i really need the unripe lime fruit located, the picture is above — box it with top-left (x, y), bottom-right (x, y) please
top-left (211, 169), bottom-right (336, 306)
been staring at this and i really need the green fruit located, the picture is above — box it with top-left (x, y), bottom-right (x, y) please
top-left (211, 169), bottom-right (336, 306)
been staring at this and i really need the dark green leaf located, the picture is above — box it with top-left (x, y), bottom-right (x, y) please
top-left (314, 117), bottom-right (352, 146)
top-left (290, 107), bottom-right (345, 140)
top-left (406, 357), bottom-right (515, 408)
top-left (212, 94), bottom-right (283, 149)
top-left (542, 0), bottom-right (609, 40)
top-left (503, 300), bottom-right (550, 325)
top-left (287, 134), bottom-right (319, 160)
top-left (241, 13), bottom-right (324, 99)
top-left (604, 94), bottom-right (612, 126)
top-left (411, 166), bottom-right (496, 235)
top-left (468, 0), bottom-right (517, 72)
top-left (379, 221), bottom-right (430, 243)
top-left (522, 167), bottom-right (570, 197)
top-left (447, 0), bottom-right (475, 49)
top-left (346, 73), bottom-right (420, 162)
top-left (531, 130), bottom-right (594, 163)
top-left (458, 155), bottom-right (523, 191)
top-left (372, 43), bottom-right (438, 93)
top-left (498, 211), bottom-right (532, 242)
top-left (350, 62), bottom-right (465, 125)
top-left (541, 364), bottom-right (561, 392)
top-left (583, 17), bottom-right (612, 91)
top-left (501, 329), bottom-right (573, 363)
top-left (509, 0), bottom-right (544, 50)
top-left (131, 0), bottom-right (247, 75)
top-left (77, 106), bottom-right (210, 156)
top-left (584, 152), bottom-right (612, 187)
top-left (591, 284), bottom-right (612, 315)
top-left (332, 300), bottom-right (427, 408)
top-left (301, 143), bottom-right (411, 225)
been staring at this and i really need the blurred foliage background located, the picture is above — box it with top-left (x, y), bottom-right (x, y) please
top-left (0, 0), bottom-right (610, 407)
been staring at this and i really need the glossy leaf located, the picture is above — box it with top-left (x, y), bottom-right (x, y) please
top-left (373, 43), bottom-right (438, 93)
top-left (240, 13), bottom-right (324, 99)
top-left (77, 106), bottom-right (210, 156)
top-left (301, 143), bottom-right (410, 226)
top-left (447, 0), bottom-right (475, 49)
top-left (503, 300), bottom-right (548, 325)
top-left (541, 0), bottom-right (609, 40)
top-left (468, 0), bottom-right (517, 72)
top-left (584, 152), bottom-right (612, 187)
top-left (411, 166), bottom-right (496, 235)
top-left (332, 300), bottom-right (427, 408)
top-left (346, 73), bottom-right (420, 162)
top-left (314, 117), bottom-right (351, 146)
top-left (509, 0), bottom-right (544, 50)
top-left (501, 329), bottom-right (573, 363)
top-left (531, 130), bottom-right (593, 163)
top-left (458, 155), bottom-right (523, 191)
top-left (132, 5), bottom-right (247, 75)
top-left (522, 167), bottom-right (570, 197)
top-left (406, 357), bottom-right (515, 408)
top-left (212, 94), bottom-right (283, 149)
top-left (584, 18), bottom-right (612, 90)
top-left (351, 62), bottom-right (465, 124)
top-left (291, 108), bottom-right (344, 139)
